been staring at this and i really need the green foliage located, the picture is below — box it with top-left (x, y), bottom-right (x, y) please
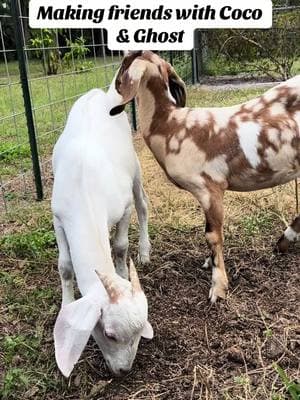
top-left (29, 29), bottom-right (60, 75)
top-left (1, 368), bottom-right (30, 399)
top-left (273, 0), bottom-right (300, 5)
top-left (0, 142), bottom-right (30, 162)
top-left (3, 335), bottom-right (39, 363)
top-left (203, 10), bottom-right (300, 79)
top-left (273, 364), bottom-right (300, 400)
top-left (204, 55), bottom-right (244, 76)
top-left (241, 212), bottom-right (275, 237)
top-left (172, 53), bottom-right (192, 82)
top-left (233, 375), bottom-right (250, 386)
top-left (3, 336), bottom-right (26, 361)
top-left (0, 228), bottom-right (56, 258)
top-left (63, 36), bottom-right (93, 72)
top-left (264, 328), bottom-right (273, 338)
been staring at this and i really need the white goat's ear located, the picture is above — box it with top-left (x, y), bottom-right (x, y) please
top-left (141, 321), bottom-right (153, 340)
top-left (54, 295), bottom-right (101, 377)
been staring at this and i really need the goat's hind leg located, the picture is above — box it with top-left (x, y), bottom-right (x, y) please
top-left (54, 217), bottom-right (74, 306)
top-left (202, 256), bottom-right (213, 269)
top-left (276, 216), bottom-right (300, 253)
top-left (133, 164), bottom-right (151, 265)
top-left (194, 187), bottom-right (228, 302)
top-left (113, 206), bottom-right (131, 280)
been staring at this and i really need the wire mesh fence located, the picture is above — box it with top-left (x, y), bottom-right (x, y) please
top-left (0, 1), bottom-right (124, 213)
top-left (1, 1), bottom-right (299, 214)
top-left (193, 6), bottom-right (300, 83)
top-left (0, 1), bottom-right (193, 214)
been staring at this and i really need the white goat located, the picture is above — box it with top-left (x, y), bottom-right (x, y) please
top-left (51, 81), bottom-right (153, 378)
top-left (110, 51), bottom-right (300, 303)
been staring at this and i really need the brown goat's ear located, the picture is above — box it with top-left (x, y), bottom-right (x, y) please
top-left (110, 59), bottom-right (147, 116)
top-left (168, 69), bottom-right (186, 108)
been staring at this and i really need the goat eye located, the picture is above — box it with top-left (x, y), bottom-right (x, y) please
top-left (104, 331), bottom-right (117, 342)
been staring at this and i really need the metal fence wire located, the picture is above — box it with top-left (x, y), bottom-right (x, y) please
top-left (194, 6), bottom-right (300, 82)
top-left (1, 1), bottom-right (300, 213)
top-left (0, 1), bottom-right (193, 214)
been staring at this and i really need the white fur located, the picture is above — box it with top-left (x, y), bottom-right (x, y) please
top-left (237, 121), bottom-right (261, 168)
top-left (51, 80), bottom-right (152, 378)
top-left (128, 59), bottom-right (147, 81)
top-left (284, 226), bottom-right (300, 242)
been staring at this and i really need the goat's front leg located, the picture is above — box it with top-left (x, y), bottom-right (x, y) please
top-left (276, 216), bottom-right (300, 253)
top-left (195, 187), bottom-right (228, 303)
top-left (133, 165), bottom-right (151, 265)
top-left (113, 206), bottom-right (132, 280)
top-left (54, 217), bottom-right (75, 306)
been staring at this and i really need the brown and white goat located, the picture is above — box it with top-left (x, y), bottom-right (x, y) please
top-left (110, 51), bottom-right (300, 302)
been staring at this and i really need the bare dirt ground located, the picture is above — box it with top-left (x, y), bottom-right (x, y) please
top-left (78, 230), bottom-right (300, 399)
top-left (199, 75), bottom-right (282, 91)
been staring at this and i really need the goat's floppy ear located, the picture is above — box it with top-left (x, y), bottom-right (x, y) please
top-left (110, 59), bottom-right (147, 116)
top-left (168, 67), bottom-right (186, 108)
top-left (141, 320), bottom-right (153, 340)
top-left (54, 295), bottom-right (101, 377)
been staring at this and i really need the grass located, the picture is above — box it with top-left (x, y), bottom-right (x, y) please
top-left (274, 364), bottom-right (300, 400)
top-left (0, 57), bottom-right (122, 184)
top-left (203, 55), bottom-right (300, 78)
top-left (1, 82), bottom-right (300, 399)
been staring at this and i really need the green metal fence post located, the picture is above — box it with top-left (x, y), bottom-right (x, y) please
top-left (191, 48), bottom-right (197, 84)
top-left (11, 0), bottom-right (43, 201)
top-left (193, 30), bottom-right (202, 83)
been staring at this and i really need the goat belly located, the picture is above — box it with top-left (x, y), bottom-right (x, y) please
top-left (228, 169), bottom-right (300, 192)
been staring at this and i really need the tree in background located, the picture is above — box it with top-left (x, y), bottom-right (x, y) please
top-left (29, 29), bottom-right (60, 75)
top-left (63, 36), bottom-right (93, 72)
top-left (196, 6), bottom-right (300, 80)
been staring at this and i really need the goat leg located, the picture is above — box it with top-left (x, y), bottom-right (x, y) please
top-left (195, 186), bottom-right (228, 303)
top-left (276, 216), bottom-right (300, 253)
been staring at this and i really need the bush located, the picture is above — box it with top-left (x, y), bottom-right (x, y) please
top-left (199, 10), bottom-right (300, 79)
top-left (29, 29), bottom-right (60, 75)
top-left (63, 37), bottom-right (93, 72)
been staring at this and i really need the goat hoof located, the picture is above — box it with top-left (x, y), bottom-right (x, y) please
top-left (137, 253), bottom-right (150, 265)
top-left (138, 242), bottom-right (151, 265)
top-left (202, 257), bottom-right (212, 269)
top-left (209, 283), bottom-right (228, 303)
